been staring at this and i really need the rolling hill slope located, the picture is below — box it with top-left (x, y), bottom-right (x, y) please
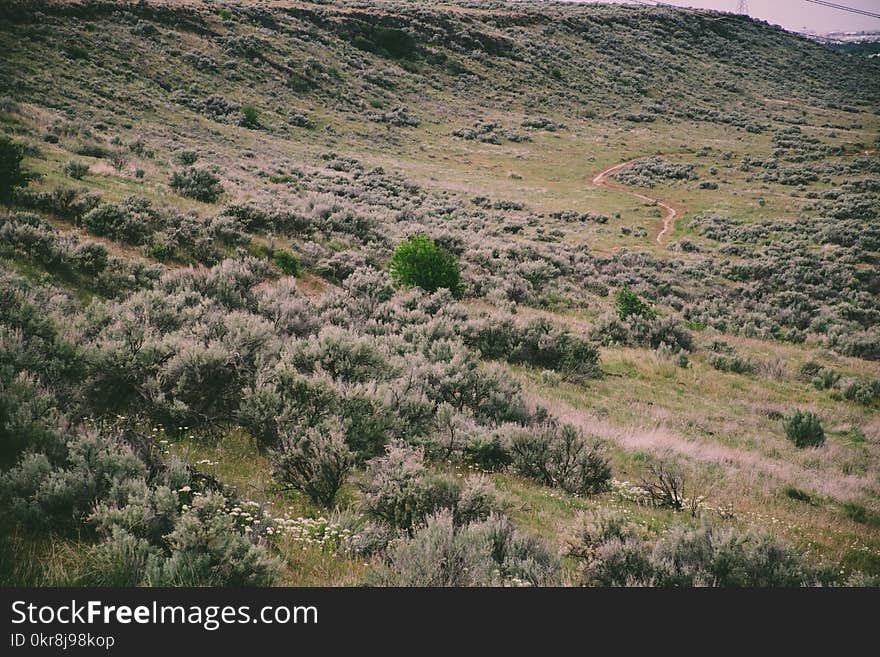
top-left (1, 0), bottom-right (879, 586)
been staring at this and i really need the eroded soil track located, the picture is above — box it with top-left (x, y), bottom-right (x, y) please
top-left (592, 158), bottom-right (681, 244)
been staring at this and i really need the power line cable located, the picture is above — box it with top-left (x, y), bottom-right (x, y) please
top-left (600, 0), bottom-right (880, 22)
top-left (801, 0), bottom-right (880, 20)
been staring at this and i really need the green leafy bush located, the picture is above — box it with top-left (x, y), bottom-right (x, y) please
top-left (615, 287), bottom-right (655, 320)
top-left (390, 234), bottom-right (461, 295)
top-left (240, 104), bottom-right (260, 128)
top-left (272, 249), bottom-right (301, 276)
top-left (783, 410), bottom-right (825, 448)
top-left (0, 136), bottom-right (28, 203)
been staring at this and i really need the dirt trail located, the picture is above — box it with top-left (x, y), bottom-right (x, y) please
top-left (592, 157), bottom-right (681, 245)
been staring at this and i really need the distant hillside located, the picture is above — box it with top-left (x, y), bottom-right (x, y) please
top-left (1, 0), bottom-right (878, 136)
top-left (826, 41), bottom-right (880, 57)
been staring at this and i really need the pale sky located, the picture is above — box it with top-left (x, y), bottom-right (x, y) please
top-left (573, 1), bottom-right (880, 33)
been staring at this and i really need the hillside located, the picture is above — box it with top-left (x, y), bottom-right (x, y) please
top-left (1, 0), bottom-right (879, 586)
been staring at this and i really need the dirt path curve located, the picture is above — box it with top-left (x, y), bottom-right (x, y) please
top-left (591, 157), bottom-right (681, 245)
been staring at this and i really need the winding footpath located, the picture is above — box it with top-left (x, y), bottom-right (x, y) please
top-left (591, 157), bottom-right (681, 245)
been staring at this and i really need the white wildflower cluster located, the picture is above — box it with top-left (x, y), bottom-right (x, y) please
top-left (226, 500), bottom-right (271, 536)
top-left (506, 576), bottom-right (533, 587)
top-left (610, 479), bottom-right (653, 506)
top-left (739, 510), bottom-right (802, 532)
top-left (850, 543), bottom-right (880, 558)
top-left (611, 479), bottom-right (716, 514)
top-left (271, 514), bottom-right (354, 552)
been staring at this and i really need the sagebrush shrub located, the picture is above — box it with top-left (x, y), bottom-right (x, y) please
top-left (360, 441), bottom-right (501, 531)
top-left (571, 510), bottom-right (655, 585)
top-left (415, 344), bottom-right (532, 425)
top-left (371, 510), bottom-right (559, 586)
top-left (709, 353), bottom-right (755, 375)
top-left (109, 151), bottom-right (129, 173)
top-left (509, 423), bottom-right (611, 495)
top-left (0, 371), bottom-right (61, 468)
top-left (463, 431), bottom-right (511, 471)
top-left (169, 168), bottom-right (224, 202)
top-left (63, 160), bottom-right (89, 180)
top-left (453, 475), bottom-right (502, 526)
top-left (271, 423), bottom-right (352, 507)
top-left (72, 242), bottom-right (109, 274)
top-left (509, 317), bottom-right (602, 381)
top-left (149, 492), bottom-right (280, 586)
top-left (176, 150), bottom-right (199, 165)
top-left (157, 340), bottom-right (246, 428)
top-left (360, 442), bottom-right (439, 530)
top-left (77, 528), bottom-right (157, 586)
top-left (369, 510), bottom-right (497, 586)
top-left (469, 512), bottom-right (561, 585)
top-left (239, 369), bottom-right (338, 447)
top-left (569, 512), bottom-right (821, 587)
top-left (287, 327), bottom-right (393, 383)
top-left (593, 315), bottom-right (694, 352)
top-left (420, 402), bottom-right (477, 460)
top-left (82, 202), bottom-right (151, 245)
top-left (840, 378), bottom-right (880, 407)
top-left (339, 392), bottom-right (393, 460)
top-left (650, 521), bottom-right (820, 587)
top-left (0, 428), bottom-right (146, 531)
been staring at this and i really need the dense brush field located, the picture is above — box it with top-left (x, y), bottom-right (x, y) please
top-left (1, 0), bottom-right (879, 586)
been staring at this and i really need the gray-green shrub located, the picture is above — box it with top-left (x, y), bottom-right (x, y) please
top-left (169, 168), bottom-right (223, 202)
top-left (509, 423), bottom-right (611, 495)
top-left (271, 422), bottom-right (352, 507)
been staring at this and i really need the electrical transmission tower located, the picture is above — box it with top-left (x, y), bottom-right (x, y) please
top-left (735, 0), bottom-right (749, 14)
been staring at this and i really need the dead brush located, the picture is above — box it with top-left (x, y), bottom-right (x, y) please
top-left (639, 461), bottom-right (686, 512)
